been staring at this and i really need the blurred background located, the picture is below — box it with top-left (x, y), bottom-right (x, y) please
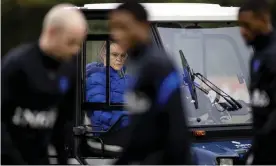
top-left (2, 0), bottom-right (276, 56)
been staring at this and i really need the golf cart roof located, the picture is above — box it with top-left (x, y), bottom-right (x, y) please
top-left (83, 3), bottom-right (239, 21)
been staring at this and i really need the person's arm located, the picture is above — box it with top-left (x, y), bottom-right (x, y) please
top-left (258, 52), bottom-right (276, 134)
top-left (52, 83), bottom-right (76, 164)
top-left (114, 104), bottom-right (157, 165)
top-left (114, 70), bottom-right (158, 164)
top-left (51, 117), bottom-right (70, 165)
top-left (246, 49), bottom-right (276, 164)
top-left (86, 74), bottom-right (106, 103)
top-left (1, 54), bottom-right (27, 164)
top-left (115, 67), bottom-right (168, 164)
top-left (86, 74), bottom-right (115, 127)
top-left (52, 64), bottom-right (77, 165)
top-left (115, 70), bottom-right (192, 165)
top-left (249, 52), bottom-right (276, 164)
top-left (161, 86), bottom-right (193, 164)
top-left (154, 70), bottom-right (192, 164)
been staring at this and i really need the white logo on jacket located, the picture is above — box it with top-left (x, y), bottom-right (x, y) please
top-left (251, 89), bottom-right (270, 107)
top-left (124, 91), bottom-right (151, 114)
top-left (12, 107), bottom-right (58, 129)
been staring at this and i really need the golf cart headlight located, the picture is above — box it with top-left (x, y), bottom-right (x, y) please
top-left (219, 158), bottom-right (233, 166)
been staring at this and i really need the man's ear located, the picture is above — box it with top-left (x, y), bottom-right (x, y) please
top-left (142, 21), bottom-right (150, 29)
top-left (47, 26), bottom-right (57, 38)
top-left (48, 25), bottom-right (62, 38)
top-left (255, 12), bottom-right (269, 23)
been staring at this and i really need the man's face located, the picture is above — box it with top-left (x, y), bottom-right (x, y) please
top-left (238, 11), bottom-right (267, 45)
top-left (109, 10), bottom-right (142, 52)
top-left (104, 43), bottom-right (127, 71)
top-left (52, 25), bottom-right (86, 60)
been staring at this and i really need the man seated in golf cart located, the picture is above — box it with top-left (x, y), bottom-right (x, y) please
top-left (86, 41), bottom-right (131, 133)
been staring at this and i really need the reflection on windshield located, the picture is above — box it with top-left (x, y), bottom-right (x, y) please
top-left (157, 25), bottom-right (252, 126)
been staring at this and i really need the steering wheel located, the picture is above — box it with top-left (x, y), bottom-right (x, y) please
top-left (220, 111), bottom-right (232, 123)
top-left (207, 89), bottom-right (223, 104)
top-left (206, 101), bottom-right (233, 124)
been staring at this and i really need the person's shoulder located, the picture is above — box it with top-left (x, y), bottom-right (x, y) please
top-left (87, 70), bottom-right (106, 83)
top-left (86, 62), bottom-right (104, 75)
top-left (2, 43), bottom-right (35, 67)
top-left (149, 45), bottom-right (172, 63)
top-left (147, 48), bottom-right (175, 73)
top-left (265, 35), bottom-right (276, 57)
top-left (266, 32), bottom-right (276, 51)
top-left (86, 62), bottom-right (104, 68)
top-left (264, 37), bottom-right (276, 72)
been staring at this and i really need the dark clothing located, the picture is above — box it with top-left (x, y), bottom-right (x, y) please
top-left (248, 31), bottom-right (276, 164)
top-left (1, 43), bottom-right (76, 165)
top-left (114, 43), bottom-right (192, 165)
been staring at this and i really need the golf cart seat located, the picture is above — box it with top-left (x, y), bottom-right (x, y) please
top-left (84, 62), bottom-right (129, 157)
top-left (84, 112), bottom-right (129, 157)
top-left (86, 136), bottom-right (123, 157)
top-left (83, 113), bottom-right (170, 164)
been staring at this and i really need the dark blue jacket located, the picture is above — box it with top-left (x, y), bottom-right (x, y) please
top-left (86, 62), bottom-right (131, 132)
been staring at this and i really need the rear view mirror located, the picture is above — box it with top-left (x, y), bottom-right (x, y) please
top-left (157, 22), bottom-right (183, 28)
top-left (185, 25), bottom-right (202, 29)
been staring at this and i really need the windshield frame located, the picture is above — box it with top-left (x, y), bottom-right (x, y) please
top-left (154, 21), bottom-right (252, 129)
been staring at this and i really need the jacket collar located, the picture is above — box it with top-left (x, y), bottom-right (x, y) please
top-left (106, 66), bottom-right (125, 78)
top-left (86, 62), bottom-right (126, 78)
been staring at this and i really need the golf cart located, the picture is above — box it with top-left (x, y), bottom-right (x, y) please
top-left (66, 3), bottom-right (254, 165)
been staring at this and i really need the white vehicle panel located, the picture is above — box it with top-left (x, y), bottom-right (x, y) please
top-left (83, 3), bottom-right (239, 21)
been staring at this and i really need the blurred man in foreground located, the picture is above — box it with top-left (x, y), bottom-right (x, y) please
top-left (109, 2), bottom-right (192, 165)
top-left (238, 0), bottom-right (276, 164)
top-left (1, 4), bottom-right (87, 164)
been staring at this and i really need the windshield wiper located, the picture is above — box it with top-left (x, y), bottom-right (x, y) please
top-left (179, 50), bottom-right (198, 109)
top-left (193, 72), bottom-right (242, 110)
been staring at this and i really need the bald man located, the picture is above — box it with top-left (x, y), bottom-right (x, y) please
top-left (1, 4), bottom-right (87, 165)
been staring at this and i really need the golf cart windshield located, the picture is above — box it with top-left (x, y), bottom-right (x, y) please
top-left (157, 22), bottom-right (253, 127)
